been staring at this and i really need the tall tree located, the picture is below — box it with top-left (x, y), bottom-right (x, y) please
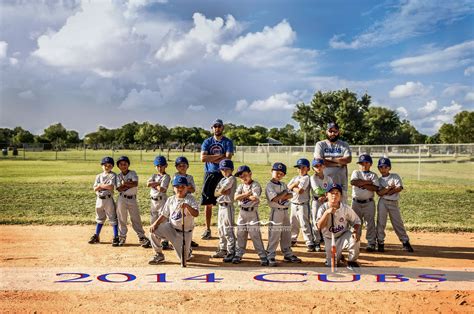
top-left (364, 107), bottom-right (401, 144)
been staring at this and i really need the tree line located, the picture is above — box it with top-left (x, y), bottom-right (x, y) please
top-left (1, 89), bottom-right (472, 148)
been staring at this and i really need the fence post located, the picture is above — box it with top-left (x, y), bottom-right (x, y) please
top-left (417, 145), bottom-right (421, 181)
top-left (241, 148), bottom-right (244, 163)
top-left (84, 146), bottom-right (86, 161)
top-left (23, 148), bottom-right (26, 160)
top-left (140, 148), bottom-right (143, 162)
top-left (55, 149), bottom-right (58, 161)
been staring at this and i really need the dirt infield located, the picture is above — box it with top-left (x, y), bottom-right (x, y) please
top-left (1, 225), bottom-right (473, 312)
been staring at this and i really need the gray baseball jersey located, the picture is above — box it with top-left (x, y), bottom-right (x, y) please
top-left (148, 173), bottom-right (171, 198)
top-left (314, 139), bottom-right (351, 188)
top-left (265, 180), bottom-right (290, 209)
top-left (116, 170), bottom-right (138, 196)
top-left (316, 202), bottom-right (361, 239)
top-left (378, 173), bottom-right (403, 201)
top-left (216, 175), bottom-right (237, 204)
top-left (288, 175), bottom-right (311, 203)
top-left (235, 181), bottom-right (262, 208)
top-left (93, 171), bottom-right (117, 197)
top-left (351, 170), bottom-right (379, 200)
top-left (172, 173), bottom-right (196, 195)
top-left (161, 194), bottom-right (200, 231)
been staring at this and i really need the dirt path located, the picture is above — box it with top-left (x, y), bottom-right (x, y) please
top-left (1, 225), bottom-right (473, 312)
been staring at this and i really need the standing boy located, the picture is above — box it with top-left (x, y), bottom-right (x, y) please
top-left (88, 157), bottom-right (119, 246)
top-left (266, 162), bottom-right (302, 266)
top-left (288, 158), bottom-right (316, 251)
top-left (376, 158), bottom-right (414, 253)
top-left (233, 165), bottom-right (268, 266)
top-left (116, 156), bottom-right (150, 247)
top-left (350, 154), bottom-right (379, 252)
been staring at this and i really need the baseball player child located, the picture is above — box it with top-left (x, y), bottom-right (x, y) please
top-left (376, 158), bottom-right (414, 253)
top-left (232, 165), bottom-right (269, 266)
top-left (88, 157), bottom-right (120, 246)
top-left (148, 176), bottom-right (200, 264)
top-left (169, 156), bottom-right (199, 249)
top-left (288, 158), bottom-right (316, 251)
top-left (115, 156), bottom-right (150, 248)
top-left (317, 184), bottom-right (361, 269)
top-left (310, 158), bottom-right (333, 251)
top-left (146, 156), bottom-right (171, 249)
top-left (211, 159), bottom-right (237, 262)
top-left (266, 162), bottom-right (302, 267)
top-left (350, 154), bottom-right (379, 252)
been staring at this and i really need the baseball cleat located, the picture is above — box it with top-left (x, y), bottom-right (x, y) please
top-left (268, 258), bottom-right (277, 267)
top-left (260, 257), bottom-right (269, 266)
top-left (315, 243), bottom-right (322, 252)
top-left (365, 244), bottom-right (376, 252)
top-left (307, 244), bottom-right (316, 252)
top-left (377, 243), bottom-right (385, 252)
top-left (148, 253), bottom-right (165, 264)
top-left (284, 255), bottom-right (302, 263)
top-left (201, 229), bottom-right (211, 240)
top-left (118, 237), bottom-right (126, 246)
top-left (187, 249), bottom-right (194, 261)
top-left (112, 236), bottom-right (120, 247)
top-left (191, 240), bottom-right (199, 248)
top-left (211, 250), bottom-right (227, 258)
top-left (232, 256), bottom-right (242, 264)
top-left (223, 253), bottom-right (235, 263)
top-left (139, 237), bottom-right (151, 248)
top-left (88, 234), bottom-right (100, 244)
top-left (346, 261), bottom-right (360, 270)
top-left (402, 241), bottom-right (414, 252)
top-left (291, 241), bottom-right (297, 247)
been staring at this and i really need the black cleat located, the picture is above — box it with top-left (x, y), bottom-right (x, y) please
top-left (268, 257), bottom-right (277, 267)
top-left (284, 255), bottom-right (302, 263)
top-left (291, 241), bottom-right (297, 247)
top-left (366, 244), bottom-right (376, 252)
top-left (315, 243), bottom-right (322, 252)
top-left (232, 256), bottom-right (242, 264)
top-left (88, 234), bottom-right (100, 244)
top-left (260, 257), bottom-right (269, 266)
top-left (403, 241), bottom-right (414, 252)
top-left (223, 253), bottom-right (235, 263)
top-left (118, 237), bottom-right (126, 246)
top-left (378, 243), bottom-right (385, 252)
top-left (112, 236), bottom-right (120, 247)
top-left (347, 261), bottom-right (360, 270)
top-left (307, 245), bottom-right (316, 252)
top-left (191, 240), bottom-right (199, 248)
top-left (139, 237), bottom-right (151, 248)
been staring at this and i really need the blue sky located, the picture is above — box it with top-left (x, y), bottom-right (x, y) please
top-left (0, 0), bottom-right (473, 136)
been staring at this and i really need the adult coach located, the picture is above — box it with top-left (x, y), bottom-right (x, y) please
top-left (314, 122), bottom-right (352, 202)
top-left (200, 119), bottom-right (234, 240)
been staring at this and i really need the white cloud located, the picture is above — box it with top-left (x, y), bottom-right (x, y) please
top-left (33, 1), bottom-right (149, 76)
top-left (440, 101), bottom-right (462, 115)
top-left (236, 90), bottom-right (306, 112)
top-left (390, 40), bottom-right (474, 74)
top-left (418, 100), bottom-right (438, 114)
top-left (9, 58), bottom-right (18, 65)
top-left (465, 92), bottom-right (474, 102)
top-left (119, 89), bottom-right (162, 110)
top-left (155, 13), bottom-right (239, 63)
top-left (389, 81), bottom-right (428, 98)
top-left (188, 105), bottom-right (205, 111)
top-left (465, 66), bottom-right (474, 76)
top-left (330, 0), bottom-right (474, 49)
top-left (18, 90), bottom-right (36, 100)
top-left (396, 106), bottom-right (409, 118)
top-left (0, 41), bottom-right (7, 59)
top-left (442, 84), bottom-right (471, 97)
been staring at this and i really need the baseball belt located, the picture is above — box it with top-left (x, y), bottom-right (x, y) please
top-left (151, 196), bottom-right (163, 201)
top-left (353, 198), bottom-right (374, 204)
top-left (174, 228), bottom-right (193, 233)
top-left (98, 195), bottom-right (111, 199)
top-left (241, 207), bottom-right (255, 212)
top-left (120, 194), bottom-right (136, 199)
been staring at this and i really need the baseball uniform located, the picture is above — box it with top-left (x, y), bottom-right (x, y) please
top-left (116, 170), bottom-right (146, 241)
top-left (150, 194), bottom-right (200, 262)
top-left (235, 180), bottom-right (267, 259)
top-left (351, 170), bottom-right (379, 246)
top-left (317, 202), bottom-right (361, 265)
top-left (265, 179), bottom-right (295, 260)
top-left (376, 173), bottom-right (409, 244)
top-left (310, 173), bottom-right (333, 243)
top-left (314, 140), bottom-right (352, 202)
top-left (93, 171), bottom-right (118, 226)
top-left (289, 174), bottom-right (315, 246)
top-left (148, 173), bottom-right (171, 224)
top-left (215, 175), bottom-right (237, 255)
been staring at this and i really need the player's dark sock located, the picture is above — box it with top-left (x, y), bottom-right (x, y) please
top-left (95, 223), bottom-right (103, 235)
top-left (113, 225), bottom-right (119, 238)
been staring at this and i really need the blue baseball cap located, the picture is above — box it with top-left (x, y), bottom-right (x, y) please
top-left (101, 156), bottom-right (114, 165)
top-left (116, 156), bottom-right (130, 166)
top-left (312, 158), bottom-right (325, 167)
top-left (294, 158), bottom-right (310, 168)
top-left (272, 162), bottom-right (287, 174)
top-left (378, 157), bottom-right (392, 168)
top-left (235, 165), bottom-right (251, 177)
top-left (172, 175), bottom-right (188, 187)
top-left (219, 159), bottom-right (234, 170)
top-left (326, 183), bottom-right (343, 193)
top-left (175, 156), bottom-right (189, 166)
top-left (212, 119), bottom-right (224, 127)
top-left (327, 122), bottom-right (339, 130)
top-left (357, 154), bottom-right (373, 164)
top-left (153, 156), bottom-right (167, 166)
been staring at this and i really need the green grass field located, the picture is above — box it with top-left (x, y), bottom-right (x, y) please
top-left (0, 159), bottom-right (472, 232)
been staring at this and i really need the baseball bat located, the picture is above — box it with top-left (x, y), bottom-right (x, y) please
top-left (181, 202), bottom-right (187, 268)
top-left (331, 232), bottom-right (336, 273)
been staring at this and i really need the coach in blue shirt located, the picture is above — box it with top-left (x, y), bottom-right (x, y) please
top-left (200, 119), bottom-right (234, 240)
